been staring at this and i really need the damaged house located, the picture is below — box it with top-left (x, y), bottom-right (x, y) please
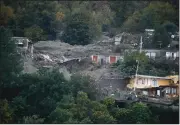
top-left (12, 37), bottom-right (34, 57)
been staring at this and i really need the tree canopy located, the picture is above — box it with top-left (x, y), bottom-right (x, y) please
top-left (1, 1), bottom-right (177, 45)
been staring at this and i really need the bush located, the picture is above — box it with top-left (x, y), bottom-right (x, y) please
top-left (24, 25), bottom-right (47, 43)
top-left (162, 22), bottom-right (178, 34)
top-left (0, 99), bottom-right (13, 124)
top-left (103, 97), bottom-right (115, 108)
top-left (22, 115), bottom-right (45, 124)
top-left (114, 108), bottom-right (132, 123)
top-left (130, 103), bottom-right (152, 124)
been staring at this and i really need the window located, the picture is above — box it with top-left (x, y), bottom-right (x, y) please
top-left (171, 88), bottom-right (176, 94)
top-left (173, 53), bottom-right (177, 59)
top-left (152, 79), bottom-right (158, 87)
top-left (157, 90), bottom-right (160, 96)
top-left (142, 78), bottom-right (145, 84)
top-left (166, 87), bottom-right (170, 94)
top-left (166, 52), bottom-right (171, 59)
top-left (137, 78), bottom-right (143, 85)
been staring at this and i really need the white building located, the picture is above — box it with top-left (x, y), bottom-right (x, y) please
top-left (114, 34), bottom-right (123, 45)
top-left (12, 37), bottom-right (33, 58)
top-left (145, 29), bottom-right (155, 36)
top-left (166, 51), bottom-right (179, 60)
top-left (12, 37), bottom-right (32, 49)
top-left (125, 48), bottom-right (179, 60)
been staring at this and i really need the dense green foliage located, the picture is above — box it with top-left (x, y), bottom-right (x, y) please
top-left (48, 92), bottom-right (116, 124)
top-left (122, 1), bottom-right (177, 32)
top-left (0, 27), bottom-right (23, 102)
top-left (112, 103), bottom-right (157, 124)
top-left (1, 0), bottom-right (178, 45)
top-left (61, 12), bottom-right (93, 45)
top-left (24, 25), bottom-right (46, 43)
top-left (0, 99), bottom-right (13, 123)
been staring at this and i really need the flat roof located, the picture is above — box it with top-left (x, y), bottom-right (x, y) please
top-left (133, 75), bottom-right (172, 80)
top-left (12, 37), bottom-right (32, 43)
top-left (145, 29), bottom-right (155, 31)
top-left (12, 37), bottom-right (27, 38)
top-left (125, 49), bottom-right (178, 52)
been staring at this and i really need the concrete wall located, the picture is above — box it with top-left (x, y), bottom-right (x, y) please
top-left (128, 77), bottom-right (173, 89)
top-left (128, 77), bottom-right (178, 93)
top-left (158, 79), bottom-right (172, 86)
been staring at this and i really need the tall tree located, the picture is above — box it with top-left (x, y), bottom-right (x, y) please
top-left (0, 27), bottom-right (23, 99)
top-left (152, 25), bottom-right (171, 48)
top-left (62, 12), bottom-right (92, 45)
top-left (110, 1), bottom-right (149, 28)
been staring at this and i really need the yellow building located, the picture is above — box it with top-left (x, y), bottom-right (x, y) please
top-left (126, 75), bottom-right (179, 98)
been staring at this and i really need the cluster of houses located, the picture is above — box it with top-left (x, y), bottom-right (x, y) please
top-left (124, 48), bottom-right (179, 61)
top-left (93, 29), bottom-right (179, 65)
top-left (92, 29), bottom-right (179, 99)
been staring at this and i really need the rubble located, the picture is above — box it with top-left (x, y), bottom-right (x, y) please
top-left (33, 40), bottom-right (112, 65)
top-left (39, 54), bottom-right (53, 62)
top-left (22, 40), bottom-right (113, 79)
top-left (23, 33), bottom-right (142, 79)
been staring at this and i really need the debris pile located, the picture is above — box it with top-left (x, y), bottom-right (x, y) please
top-left (118, 32), bottom-right (143, 47)
top-left (33, 40), bottom-right (112, 67)
top-left (22, 33), bottom-right (142, 79)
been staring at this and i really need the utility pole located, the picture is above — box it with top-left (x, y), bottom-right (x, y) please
top-left (134, 36), bottom-right (143, 91)
top-left (140, 36), bottom-right (143, 53)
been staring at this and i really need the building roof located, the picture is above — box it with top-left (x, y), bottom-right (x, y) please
top-left (12, 37), bottom-right (27, 39)
top-left (132, 75), bottom-right (172, 80)
top-left (12, 37), bottom-right (32, 44)
top-left (142, 49), bottom-right (166, 53)
top-left (166, 75), bottom-right (179, 83)
top-left (125, 48), bottom-right (178, 53)
top-left (145, 29), bottom-right (155, 32)
top-left (91, 54), bottom-right (123, 57)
